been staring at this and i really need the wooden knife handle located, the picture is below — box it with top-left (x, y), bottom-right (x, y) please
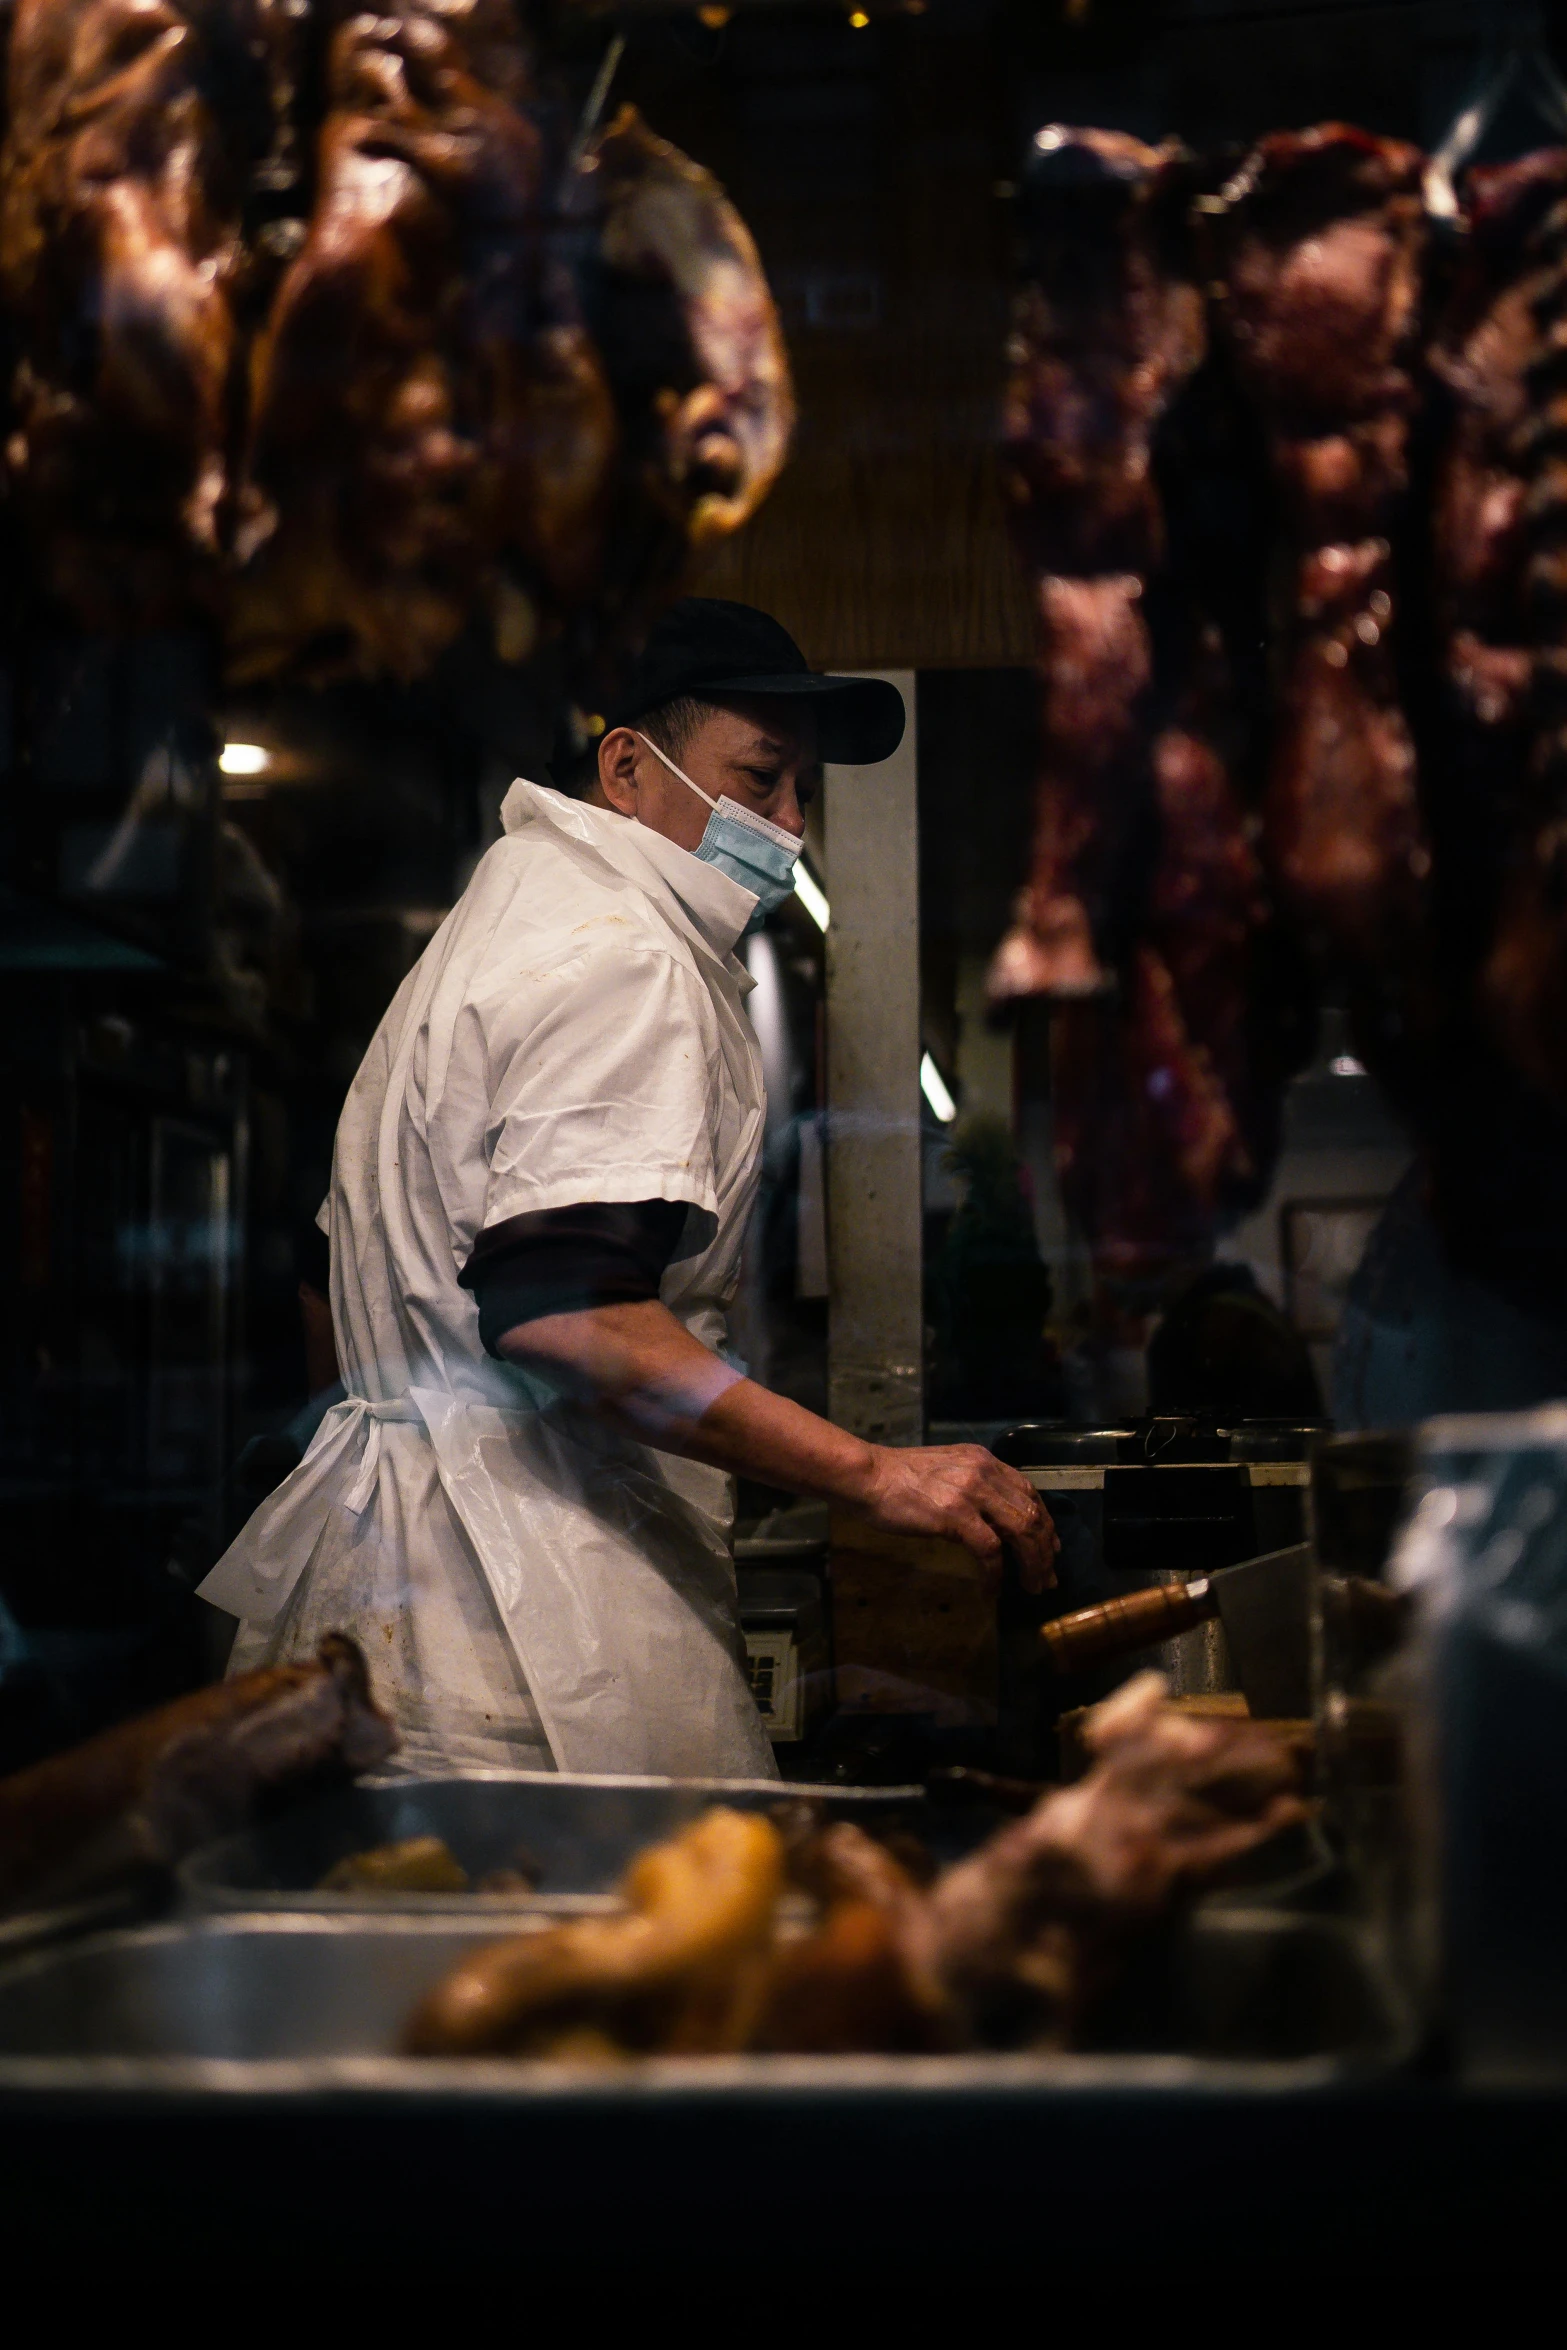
top-left (1041, 1581), bottom-right (1217, 1674)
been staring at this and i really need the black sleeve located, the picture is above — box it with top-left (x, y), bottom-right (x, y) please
top-left (459, 1199), bottom-right (690, 1359)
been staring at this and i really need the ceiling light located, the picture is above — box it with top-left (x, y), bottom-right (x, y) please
top-left (793, 863), bottom-right (830, 932)
top-left (1330, 1054), bottom-right (1366, 1078)
top-left (219, 742), bottom-right (270, 777)
top-left (921, 1052), bottom-right (957, 1124)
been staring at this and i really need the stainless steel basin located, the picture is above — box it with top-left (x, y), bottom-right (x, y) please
top-left (177, 1771), bottom-right (942, 1915)
top-left (0, 1914), bottom-right (523, 2062)
top-left (0, 1907), bottom-right (1406, 2090)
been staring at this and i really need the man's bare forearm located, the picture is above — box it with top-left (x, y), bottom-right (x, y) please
top-left (661, 1373), bottom-right (882, 1501)
top-left (498, 1300), bottom-right (877, 1504)
top-left (498, 1299), bottom-right (1059, 1588)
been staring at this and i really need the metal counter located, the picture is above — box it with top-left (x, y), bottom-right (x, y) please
top-left (0, 1909), bottom-right (1553, 2277)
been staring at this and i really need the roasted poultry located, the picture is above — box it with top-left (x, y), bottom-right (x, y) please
top-left (586, 106), bottom-right (794, 557)
top-left (823, 1672), bottom-right (1304, 2052)
top-left (229, 0), bottom-right (618, 683)
top-left (406, 1806), bottom-right (785, 2059)
top-left (0, 0), bottom-right (273, 625)
top-left (227, 20), bottom-right (793, 687)
top-left (0, 3), bottom-right (792, 673)
top-left (404, 1674), bottom-right (1305, 2060)
top-left (563, 103), bottom-right (795, 678)
top-left (0, 1633), bottom-right (396, 1911)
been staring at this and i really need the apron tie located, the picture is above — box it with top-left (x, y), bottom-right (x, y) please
top-left (341, 1394), bottom-right (425, 1517)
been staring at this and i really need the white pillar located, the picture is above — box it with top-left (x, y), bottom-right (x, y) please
top-left (825, 670), bottom-right (923, 1447)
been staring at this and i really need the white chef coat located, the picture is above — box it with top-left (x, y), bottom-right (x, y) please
top-left (198, 779), bottom-right (778, 1780)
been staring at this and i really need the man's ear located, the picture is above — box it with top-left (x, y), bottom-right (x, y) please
top-left (597, 726), bottom-right (640, 817)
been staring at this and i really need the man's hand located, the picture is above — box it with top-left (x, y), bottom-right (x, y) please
top-left (848, 1444), bottom-right (1059, 1594)
top-left (500, 1300), bottom-right (1058, 1592)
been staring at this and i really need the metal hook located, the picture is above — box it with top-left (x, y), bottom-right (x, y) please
top-left (1425, 35), bottom-right (1567, 221)
top-left (562, 29), bottom-right (627, 189)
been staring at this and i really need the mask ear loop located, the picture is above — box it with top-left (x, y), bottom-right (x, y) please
top-left (635, 730), bottom-right (719, 812)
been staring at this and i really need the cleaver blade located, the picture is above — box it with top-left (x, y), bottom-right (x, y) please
top-left (1209, 1543), bottom-right (1314, 1720)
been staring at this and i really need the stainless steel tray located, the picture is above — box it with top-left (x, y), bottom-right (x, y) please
top-left (177, 1771), bottom-right (938, 1916)
top-left (0, 1882), bottom-right (153, 1966)
top-left (0, 1907), bottom-right (1407, 2096)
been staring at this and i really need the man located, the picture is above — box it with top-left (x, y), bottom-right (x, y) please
top-left (199, 599), bottom-right (1057, 1777)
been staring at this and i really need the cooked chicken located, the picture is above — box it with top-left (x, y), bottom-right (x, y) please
top-left (0, 1634), bottom-right (397, 1912)
top-left (0, 0), bottom-right (268, 623)
top-left (765, 1677), bottom-right (1304, 2051)
top-left (230, 0), bottom-right (618, 683)
top-left (906, 1672), bottom-right (1305, 2045)
top-left (404, 1807), bottom-right (783, 2057)
top-left (405, 1679), bottom-right (1303, 2062)
top-left (586, 106), bottom-right (794, 553)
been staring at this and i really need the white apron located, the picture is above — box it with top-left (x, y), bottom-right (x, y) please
top-left (199, 780), bottom-right (777, 1780)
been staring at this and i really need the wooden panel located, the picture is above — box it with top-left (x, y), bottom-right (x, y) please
top-left (611, 0), bottom-right (1455, 665)
top-left (830, 1511), bottom-right (999, 1725)
top-left (619, 16), bottom-right (1038, 671)
top-left (697, 382), bottom-right (1038, 672)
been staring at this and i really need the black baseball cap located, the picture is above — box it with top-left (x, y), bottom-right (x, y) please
top-left (609, 598), bottom-right (905, 766)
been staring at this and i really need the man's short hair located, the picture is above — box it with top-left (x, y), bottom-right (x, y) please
top-left (558, 694), bottom-right (723, 798)
top-left (634, 695), bottom-right (722, 764)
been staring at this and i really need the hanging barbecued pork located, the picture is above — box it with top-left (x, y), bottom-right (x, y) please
top-left (1209, 125), bottom-right (1432, 984)
top-left (1048, 636), bottom-right (1307, 1281)
top-left (0, 0), bottom-right (275, 626)
top-left (993, 129), bottom-right (1308, 1278)
top-left (1429, 152), bottom-right (1567, 842)
top-left (228, 0), bottom-right (619, 683)
top-left (1475, 159), bottom-right (1567, 1106)
top-left (989, 128), bottom-right (1204, 1006)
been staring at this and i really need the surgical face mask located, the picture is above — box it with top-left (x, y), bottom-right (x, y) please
top-left (635, 730), bottom-right (801, 930)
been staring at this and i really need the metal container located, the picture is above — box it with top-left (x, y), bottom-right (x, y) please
top-left (0, 1907), bottom-right (1404, 2087)
top-left (178, 1771), bottom-right (930, 1916)
top-left (0, 1883), bottom-right (153, 1967)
